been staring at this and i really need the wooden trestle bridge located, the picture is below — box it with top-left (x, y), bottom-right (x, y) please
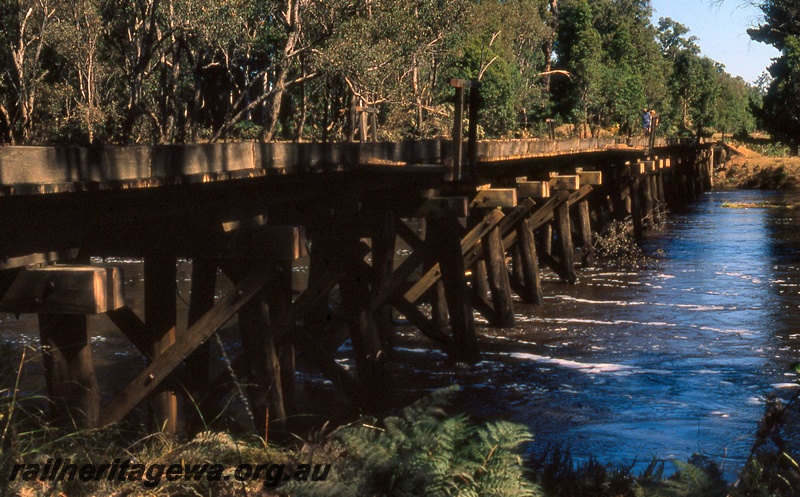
top-left (0, 122), bottom-right (717, 437)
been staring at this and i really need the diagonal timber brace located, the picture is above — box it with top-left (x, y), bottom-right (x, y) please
top-left (99, 262), bottom-right (275, 426)
top-left (101, 264), bottom-right (345, 427)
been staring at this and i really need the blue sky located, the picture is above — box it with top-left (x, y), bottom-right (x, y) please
top-left (650, 0), bottom-right (780, 84)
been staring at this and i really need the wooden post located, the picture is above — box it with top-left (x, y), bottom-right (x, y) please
top-left (184, 258), bottom-right (216, 433)
top-left (649, 173), bottom-right (662, 226)
top-left (268, 257), bottom-right (295, 417)
top-left (628, 175), bottom-right (644, 238)
top-left (663, 158), bottom-right (678, 212)
top-left (656, 166), bottom-right (667, 217)
top-left (517, 216), bottom-right (544, 305)
top-left (305, 213), bottom-right (336, 340)
top-left (483, 222), bottom-right (515, 327)
top-left (450, 80), bottom-right (465, 180)
top-left (687, 156), bottom-right (697, 202)
top-left (682, 156), bottom-right (691, 206)
top-left (471, 257), bottom-right (492, 310)
top-left (612, 175), bottom-right (629, 221)
top-left (696, 156), bottom-right (704, 196)
top-left (553, 201), bottom-right (576, 284)
top-left (144, 253), bottom-right (179, 434)
top-left (472, 259), bottom-right (492, 300)
top-left (424, 219), bottom-right (450, 335)
top-left (467, 83), bottom-right (481, 178)
top-left (510, 245), bottom-right (525, 291)
top-left (465, 209), bottom-right (492, 321)
top-left (337, 218), bottom-right (383, 399)
top-left (550, 176), bottom-right (578, 283)
top-left (428, 214), bottom-right (478, 363)
top-left (641, 171), bottom-right (654, 230)
top-left (39, 314), bottom-right (100, 428)
top-left (594, 191), bottom-right (611, 230)
top-left (237, 294), bottom-right (285, 438)
top-left (371, 211), bottom-right (396, 354)
top-left (577, 199), bottom-right (595, 266)
top-left (707, 147), bottom-right (715, 190)
top-left (539, 223), bottom-right (553, 256)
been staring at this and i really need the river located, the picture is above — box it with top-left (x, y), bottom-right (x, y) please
top-left (384, 188), bottom-right (800, 480)
top-left (2, 189), bottom-right (799, 480)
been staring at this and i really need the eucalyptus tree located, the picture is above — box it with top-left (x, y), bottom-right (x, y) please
top-left (553, 0), bottom-right (666, 136)
top-left (316, 0), bottom-right (469, 139)
top-left (552, 0), bottom-right (603, 134)
top-left (749, 0), bottom-right (800, 153)
top-left (100, 0), bottom-right (172, 143)
top-left (442, 0), bottom-right (551, 137)
top-left (656, 17), bottom-right (724, 137)
top-left (49, 0), bottom-right (105, 143)
top-left (715, 74), bottom-right (757, 139)
top-left (0, 0), bottom-right (57, 143)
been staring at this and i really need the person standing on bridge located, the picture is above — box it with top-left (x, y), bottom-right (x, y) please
top-left (642, 108), bottom-right (652, 137)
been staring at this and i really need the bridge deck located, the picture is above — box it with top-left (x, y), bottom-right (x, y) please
top-left (0, 137), bottom-right (671, 195)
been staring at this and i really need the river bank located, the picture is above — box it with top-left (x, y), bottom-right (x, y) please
top-left (715, 142), bottom-right (800, 190)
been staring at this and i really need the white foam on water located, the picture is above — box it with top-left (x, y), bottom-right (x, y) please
top-left (524, 316), bottom-right (677, 328)
top-left (503, 352), bottom-right (633, 374)
top-left (492, 336), bottom-right (538, 346)
top-left (670, 303), bottom-right (726, 311)
top-left (770, 383), bottom-right (800, 390)
top-left (698, 326), bottom-right (754, 336)
top-left (394, 347), bottom-right (448, 357)
top-left (556, 295), bottom-right (647, 306)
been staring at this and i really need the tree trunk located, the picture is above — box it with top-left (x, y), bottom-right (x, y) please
top-left (294, 55), bottom-right (307, 141)
top-left (261, 0), bottom-right (303, 142)
top-left (0, 103), bottom-right (13, 144)
top-left (544, 0), bottom-right (559, 92)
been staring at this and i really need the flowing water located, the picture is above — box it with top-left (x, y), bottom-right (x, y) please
top-left (2, 189), bottom-right (800, 480)
top-left (386, 189), bottom-right (800, 479)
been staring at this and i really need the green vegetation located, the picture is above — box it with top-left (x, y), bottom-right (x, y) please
top-left (0, 0), bottom-right (767, 145)
top-left (282, 386), bottom-right (539, 496)
top-left (749, 0), bottom-right (800, 155)
top-left (3, 339), bottom-right (800, 496)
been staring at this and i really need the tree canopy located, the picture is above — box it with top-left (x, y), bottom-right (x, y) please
top-left (749, 0), bottom-right (800, 153)
top-left (0, 0), bottom-right (764, 145)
